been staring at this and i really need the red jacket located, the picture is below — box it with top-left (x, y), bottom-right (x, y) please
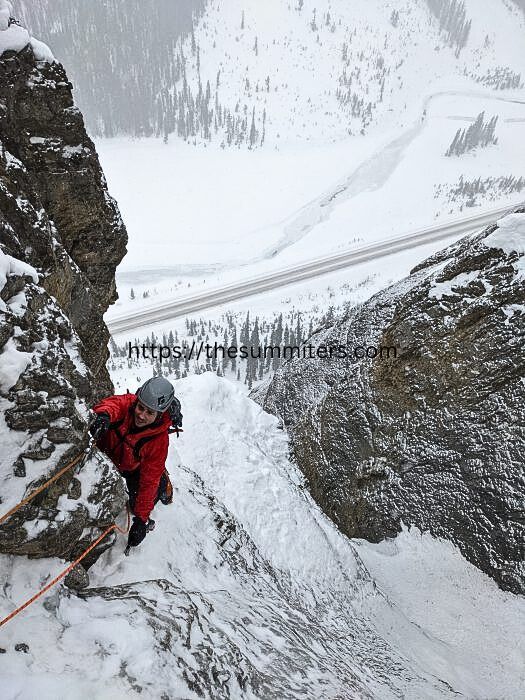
top-left (93, 393), bottom-right (171, 522)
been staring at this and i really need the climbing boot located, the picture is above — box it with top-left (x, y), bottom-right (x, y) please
top-left (158, 470), bottom-right (173, 505)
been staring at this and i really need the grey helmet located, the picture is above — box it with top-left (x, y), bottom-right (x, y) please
top-left (137, 377), bottom-right (175, 413)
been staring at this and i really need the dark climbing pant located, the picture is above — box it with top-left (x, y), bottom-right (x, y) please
top-left (123, 469), bottom-right (171, 514)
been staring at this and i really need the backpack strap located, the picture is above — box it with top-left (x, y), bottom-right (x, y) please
top-left (109, 412), bottom-right (170, 459)
top-left (109, 416), bottom-right (152, 461)
top-left (168, 397), bottom-right (183, 438)
top-left (132, 434), bottom-right (158, 461)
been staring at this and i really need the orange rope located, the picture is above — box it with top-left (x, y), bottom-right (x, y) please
top-left (0, 440), bottom-right (130, 629)
top-left (0, 506), bottom-right (130, 629)
top-left (0, 447), bottom-right (91, 526)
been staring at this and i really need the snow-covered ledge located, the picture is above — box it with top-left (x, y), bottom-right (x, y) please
top-left (0, 0), bottom-right (54, 62)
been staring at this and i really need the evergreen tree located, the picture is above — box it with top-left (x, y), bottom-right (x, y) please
top-left (445, 111), bottom-right (498, 156)
top-left (244, 317), bottom-right (260, 387)
top-left (295, 312), bottom-right (302, 347)
top-left (250, 317), bottom-right (261, 359)
top-left (230, 326), bottom-right (238, 372)
top-left (249, 107), bottom-right (258, 148)
top-left (20, 0), bottom-right (208, 138)
top-left (273, 313), bottom-right (283, 371)
top-left (240, 311), bottom-right (250, 347)
top-left (425, 0), bottom-right (471, 55)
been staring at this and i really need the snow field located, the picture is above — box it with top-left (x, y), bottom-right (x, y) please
top-left (186, 0), bottom-right (525, 146)
top-left (357, 528), bottom-right (525, 698)
top-left (98, 91), bottom-right (525, 320)
top-left (96, 134), bottom-right (380, 272)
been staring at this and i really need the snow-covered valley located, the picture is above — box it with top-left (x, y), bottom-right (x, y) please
top-left (1, 0), bottom-right (525, 697)
top-left (99, 88), bottom-right (525, 298)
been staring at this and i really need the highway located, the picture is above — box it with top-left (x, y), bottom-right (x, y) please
top-left (107, 203), bottom-right (520, 335)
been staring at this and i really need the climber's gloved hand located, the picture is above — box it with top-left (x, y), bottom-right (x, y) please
top-left (89, 412), bottom-right (110, 440)
top-left (127, 516), bottom-right (147, 548)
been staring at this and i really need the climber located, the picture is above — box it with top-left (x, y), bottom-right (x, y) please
top-left (89, 377), bottom-right (180, 550)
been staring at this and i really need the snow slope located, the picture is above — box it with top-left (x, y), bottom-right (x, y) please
top-left (97, 92), bottom-right (525, 304)
top-left (179, 0), bottom-right (525, 145)
top-left (1, 373), bottom-right (524, 698)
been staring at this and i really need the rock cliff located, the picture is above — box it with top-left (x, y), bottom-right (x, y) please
top-left (0, 12), bottom-right (127, 564)
top-left (256, 207), bottom-right (525, 594)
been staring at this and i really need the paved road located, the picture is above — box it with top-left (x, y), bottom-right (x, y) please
top-left (107, 203), bottom-right (520, 335)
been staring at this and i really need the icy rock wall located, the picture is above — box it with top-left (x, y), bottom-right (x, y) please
top-left (257, 207), bottom-right (525, 594)
top-left (0, 10), bottom-right (127, 560)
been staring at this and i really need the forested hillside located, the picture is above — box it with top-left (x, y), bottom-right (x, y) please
top-left (17, 0), bottom-right (206, 136)
top-left (17, 0), bottom-right (525, 147)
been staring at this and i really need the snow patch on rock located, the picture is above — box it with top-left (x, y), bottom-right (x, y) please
top-left (0, 1), bottom-right (54, 62)
top-left (484, 212), bottom-right (525, 278)
top-left (428, 269), bottom-right (481, 300)
top-left (29, 36), bottom-right (54, 63)
top-left (0, 250), bottom-right (38, 288)
top-left (485, 212), bottom-right (525, 255)
top-left (0, 336), bottom-right (32, 392)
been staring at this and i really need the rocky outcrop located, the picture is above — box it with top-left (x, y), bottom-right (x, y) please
top-left (0, 42), bottom-right (127, 394)
top-left (256, 207), bottom-right (525, 594)
top-left (0, 16), bottom-right (127, 564)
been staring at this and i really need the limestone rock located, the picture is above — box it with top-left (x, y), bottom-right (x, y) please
top-left (0, 31), bottom-right (127, 566)
top-left (256, 207), bottom-right (525, 594)
top-left (64, 563), bottom-right (90, 591)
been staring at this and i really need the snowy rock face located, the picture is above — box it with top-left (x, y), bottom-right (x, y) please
top-left (0, 20), bottom-right (127, 559)
top-left (0, 45), bottom-right (127, 387)
top-left (257, 207), bottom-right (525, 595)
